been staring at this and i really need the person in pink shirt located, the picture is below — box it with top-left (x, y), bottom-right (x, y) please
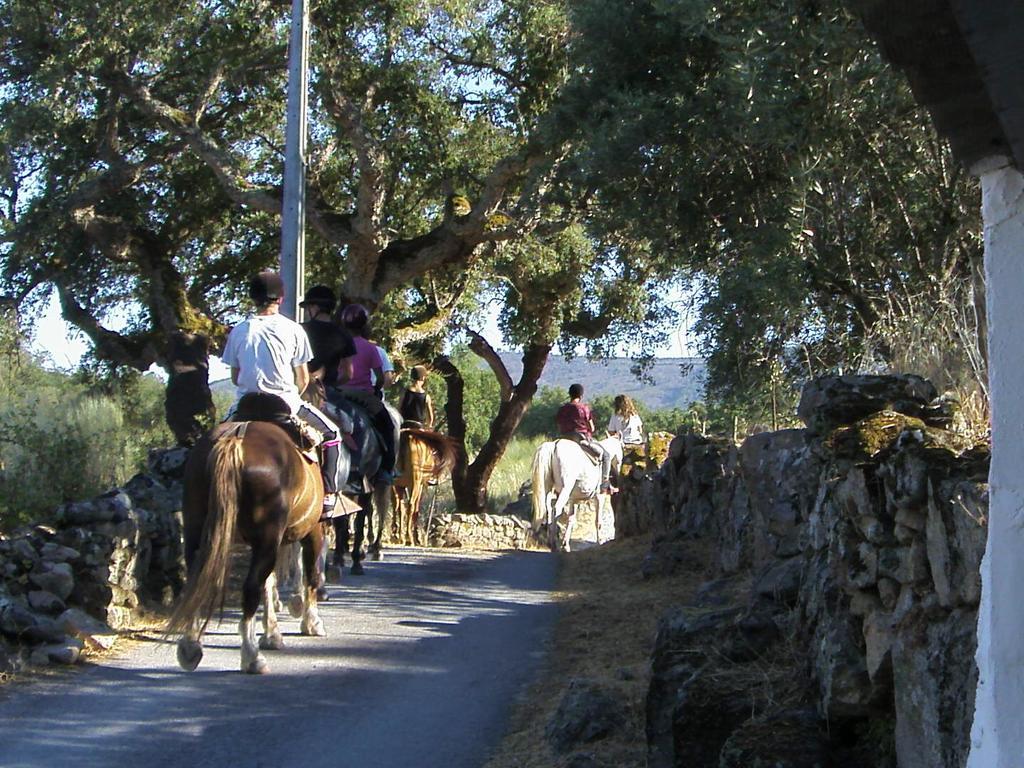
top-left (335, 304), bottom-right (397, 479)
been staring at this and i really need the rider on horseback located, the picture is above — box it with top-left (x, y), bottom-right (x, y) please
top-left (398, 365), bottom-right (435, 429)
top-left (299, 284), bottom-right (356, 389)
top-left (334, 303), bottom-right (400, 483)
top-left (555, 383), bottom-right (613, 493)
top-left (221, 271), bottom-right (346, 514)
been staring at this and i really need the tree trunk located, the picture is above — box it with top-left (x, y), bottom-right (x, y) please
top-left (432, 354), bottom-right (471, 501)
top-left (438, 343), bottom-right (551, 514)
top-left (163, 331), bottom-right (217, 447)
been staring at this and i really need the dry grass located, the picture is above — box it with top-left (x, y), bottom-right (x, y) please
top-left (484, 531), bottom-right (715, 768)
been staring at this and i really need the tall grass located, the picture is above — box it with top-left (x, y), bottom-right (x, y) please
top-left (430, 436), bottom-right (544, 516)
top-left (482, 437), bottom-right (544, 515)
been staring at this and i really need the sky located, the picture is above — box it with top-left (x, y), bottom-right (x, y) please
top-left (29, 290), bottom-right (698, 382)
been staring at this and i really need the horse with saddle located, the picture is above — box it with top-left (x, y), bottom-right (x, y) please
top-left (170, 392), bottom-right (332, 674)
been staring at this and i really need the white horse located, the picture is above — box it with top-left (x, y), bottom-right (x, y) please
top-left (530, 436), bottom-right (623, 552)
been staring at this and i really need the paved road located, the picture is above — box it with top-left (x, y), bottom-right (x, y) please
top-left (0, 548), bottom-right (560, 768)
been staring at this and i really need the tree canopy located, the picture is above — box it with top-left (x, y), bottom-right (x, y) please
top-left (563, 0), bottom-right (982, 422)
top-left (1, 0), bottom-right (988, 507)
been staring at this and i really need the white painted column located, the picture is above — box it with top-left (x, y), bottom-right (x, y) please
top-left (969, 158), bottom-right (1024, 768)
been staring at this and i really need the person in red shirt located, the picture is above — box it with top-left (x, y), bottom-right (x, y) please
top-left (555, 383), bottom-right (612, 492)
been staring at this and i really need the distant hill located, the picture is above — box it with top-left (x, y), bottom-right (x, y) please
top-left (211, 354), bottom-right (707, 411)
top-left (499, 353), bottom-right (705, 411)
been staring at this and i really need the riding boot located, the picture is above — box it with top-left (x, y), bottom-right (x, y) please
top-left (600, 448), bottom-right (612, 488)
top-left (297, 403), bottom-right (342, 502)
top-left (372, 410), bottom-right (398, 475)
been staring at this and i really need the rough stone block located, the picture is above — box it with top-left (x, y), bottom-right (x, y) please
top-left (863, 610), bottom-right (895, 683)
top-left (545, 679), bottom-right (625, 753)
top-left (58, 608), bottom-right (118, 651)
top-left (28, 562), bottom-right (74, 601)
top-left (892, 609), bottom-right (977, 768)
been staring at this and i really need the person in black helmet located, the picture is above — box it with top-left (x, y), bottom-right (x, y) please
top-left (221, 271), bottom-right (347, 513)
top-left (299, 285), bottom-right (357, 388)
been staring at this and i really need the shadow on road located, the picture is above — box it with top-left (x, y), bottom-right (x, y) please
top-left (0, 548), bottom-right (560, 768)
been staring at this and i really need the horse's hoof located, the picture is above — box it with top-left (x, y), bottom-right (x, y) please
top-left (350, 561), bottom-right (365, 576)
top-left (316, 586), bottom-right (330, 601)
top-left (301, 617), bottom-right (327, 637)
top-left (244, 656), bottom-right (270, 675)
top-left (259, 632), bottom-right (285, 651)
top-left (176, 639), bottom-right (203, 672)
top-left (287, 594), bottom-right (304, 619)
top-left (370, 551), bottom-right (383, 562)
top-left (326, 565), bottom-right (344, 584)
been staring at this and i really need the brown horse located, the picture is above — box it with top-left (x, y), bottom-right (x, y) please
top-left (392, 428), bottom-right (457, 546)
top-left (168, 409), bottom-right (326, 674)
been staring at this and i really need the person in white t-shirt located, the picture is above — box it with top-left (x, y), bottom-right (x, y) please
top-left (221, 271), bottom-right (344, 514)
top-left (607, 394), bottom-right (644, 447)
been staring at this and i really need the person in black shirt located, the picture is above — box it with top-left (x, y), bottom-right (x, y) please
top-left (399, 365), bottom-right (434, 428)
top-left (299, 285), bottom-right (357, 388)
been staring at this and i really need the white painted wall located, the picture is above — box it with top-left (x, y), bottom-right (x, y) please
top-left (969, 159), bottom-right (1024, 767)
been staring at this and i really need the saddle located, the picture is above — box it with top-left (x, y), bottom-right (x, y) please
top-left (232, 393), bottom-right (321, 455)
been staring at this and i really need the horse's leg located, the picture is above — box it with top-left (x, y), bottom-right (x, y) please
top-left (391, 488), bottom-right (404, 542)
top-left (351, 502), bottom-right (367, 575)
top-left (368, 483), bottom-right (390, 560)
top-left (240, 542), bottom-right (277, 674)
top-left (272, 540), bottom-right (297, 611)
top-left (409, 482), bottom-right (426, 547)
top-left (260, 569), bottom-right (285, 651)
top-left (176, 520), bottom-right (205, 671)
top-left (364, 490), bottom-right (378, 556)
top-left (299, 529), bottom-right (326, 637)
top-left (176, 616), bottom-right (204, 671)
top-left (550, 485), bottom-right (574, 552)
top-left (313, 526), bottom-right (331, 601)
top-left (563, 502), bottom-right (576, 553)
top-left (333, 514), bottom-right (350, 570)
top-left (325, 517), bottom-right (344, 584)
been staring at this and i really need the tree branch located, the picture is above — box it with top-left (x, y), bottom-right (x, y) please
top-left (56, 285), bottom-right (159, 371)
top-left (467, 331), bottom-right (514, 401)
top-left (323, 85), bottom-right (386, 263)
top-left (116, 74), bottom-right (282, 216)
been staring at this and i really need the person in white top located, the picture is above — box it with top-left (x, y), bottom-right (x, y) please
top-left (607, 394), bottom-right (644, 446)
top-left (221, 271), bottom-right (345, 514)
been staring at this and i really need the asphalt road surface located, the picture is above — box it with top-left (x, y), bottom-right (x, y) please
top-left (0, 548), bottom-right (560, 768)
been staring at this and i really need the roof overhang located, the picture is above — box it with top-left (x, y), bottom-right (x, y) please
top-left (850, 0), bottom-right (1024, 170)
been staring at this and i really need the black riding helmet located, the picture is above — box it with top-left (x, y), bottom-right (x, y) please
top-left (249, 271), bottom-right (285, 304)
top-left (299, 285), bottom-right (337, 313)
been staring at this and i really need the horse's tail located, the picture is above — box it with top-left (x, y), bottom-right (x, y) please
top-left (166, 435), bottom-right (244, 638)
top-left (531, 442), bottom-right (555, 532)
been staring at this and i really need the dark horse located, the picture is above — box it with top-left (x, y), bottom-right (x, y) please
top-left (324, 394), bottom-right (395, 575)
top-left (167, 395), bottom-right (326, 674)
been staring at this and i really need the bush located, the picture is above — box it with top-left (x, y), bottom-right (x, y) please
top-left (0, 343), bottom-right (173, 530)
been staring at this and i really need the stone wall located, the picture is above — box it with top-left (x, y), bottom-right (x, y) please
top-left (631, 375), bottom-right (987, 768)
top-left (0, 448), bottom-right (188, 676)
top-left (428, 512), bottom-right (543, 550)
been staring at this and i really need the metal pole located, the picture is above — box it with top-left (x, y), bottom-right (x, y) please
top-left (280, 0), bottom-right (309, 320)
